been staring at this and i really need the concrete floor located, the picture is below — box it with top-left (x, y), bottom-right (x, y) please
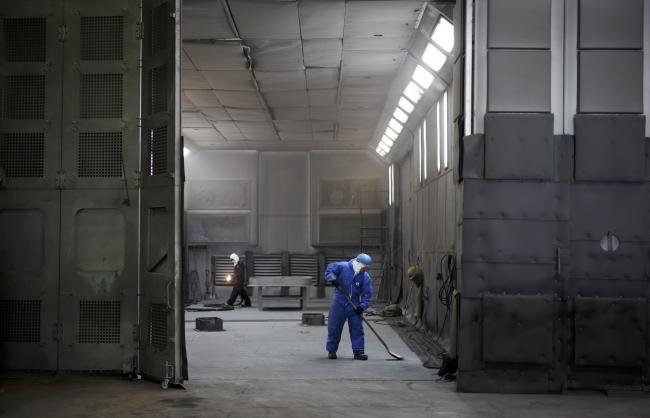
top-left (2, 307), bottom-right (650, 417)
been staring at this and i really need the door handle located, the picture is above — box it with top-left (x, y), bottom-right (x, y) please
top-left (166, 280), bottom-right (175, 310)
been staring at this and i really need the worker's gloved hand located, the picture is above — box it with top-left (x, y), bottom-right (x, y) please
top-left (354, 307), bottom-right (364, 315)
top-left (330, 279), bottom-right (340, 288)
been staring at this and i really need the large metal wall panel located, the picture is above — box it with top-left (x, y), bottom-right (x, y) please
top-left (487, 50), bottom-right (551, 112)
top-left (482, 295), bottom-right (553, 364)
top-left (579, 0), bottom-right (644, 49)
top-left (574, 115), bottom-right (646, 181)
top-left (487, 0), bottom-right (551, 49)
top-left (0, 191), bottom-right (60, 370)
top-left (484, 114), bottom-right (554, 180)
top-left (574, 297), bottom-right (646, 367)
top-left (462, 262), bottom-right (558, 297)
top-left (578, 51), bottom-right (644, 114)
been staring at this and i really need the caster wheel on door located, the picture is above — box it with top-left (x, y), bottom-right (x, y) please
top-left (161, 379), bottom-right (169, 390)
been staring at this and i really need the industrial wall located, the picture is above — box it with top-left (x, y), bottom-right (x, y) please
top-left (456, 0), bottom-right (650, 393)
top-left (394, 93), bottom-right (459, 346)
top-left (184, 149), bottom-right (386, 300)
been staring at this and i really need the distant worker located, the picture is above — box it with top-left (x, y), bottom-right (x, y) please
top-left (226, 253), bottom-right (251, 307)
top-left (324, 253), bottom-right (373, 360)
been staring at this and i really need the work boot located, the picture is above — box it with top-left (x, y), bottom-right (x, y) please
top-left (328, 352), bottom-right (337, 359)
top-left (354, 353), bottom-right (368, 361)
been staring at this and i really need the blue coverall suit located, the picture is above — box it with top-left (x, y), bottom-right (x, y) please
top-left (324, 261), bottom-right (373, 354)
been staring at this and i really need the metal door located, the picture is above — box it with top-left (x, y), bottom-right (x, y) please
top-left (138, 0), bottom-right (185, 386)
top-left (0, 0), bottom-right (63, 370)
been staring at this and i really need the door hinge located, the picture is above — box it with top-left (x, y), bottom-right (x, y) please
top-left (135, 22), bottom-right (144, 40)
top-left (133, 171), bottom-right (143, 188)
top-left (55, 171), bottom-right (66, 188)
top-left (52, 323), bottom-right (64, 341)
top-left (57, 24), bottom-right (68, 42)
top-left (132, 324), bottom-right (140, 342)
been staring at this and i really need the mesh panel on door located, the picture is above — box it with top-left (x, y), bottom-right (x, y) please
top-left (147, 126), bottom-right (167, 176)
top-left (80, 73), bottom-right (123, 119)
top-left (150, 65), bottom-right (168, 114)
top-left (212, 255), bottom-right (246, 286)
top-left (3, 75), bottom-right (45, 120)
top-left (0, 300), bottom-right (41, 343)
top-left (290, 254), bottom-right (318, 285)
top-left (78, 132), bottom-right (122, 177)
top-left (80, 16), bottom-right (124, 61)
top-left (148, 303), bottom-right (168, 350)
top-left (78, 301), bottom-right (121, 344)
top-left (0, 133), bottom-right (44, 177)
top-left (150, 3), bottom-right (168, 55)
top-left (254, 255), bottom-right (282, 277)
top-left (3, 18), bottom-right (46, 62)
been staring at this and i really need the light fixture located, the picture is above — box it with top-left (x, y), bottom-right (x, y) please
top-left (422, 43), bottom-right (446, 71)
top-left (432, 18), bottom-right (454, 53)
top-left (412, 65), bottom-right (434, 89)
top-left (378, 142), bottom-right (390, 153)
top-left (388, 118), bottom-right (403, 134)
top-left (385, 127), bottom-right (399, 140)
top-left (398, 96), bottom-right (415, 114)
top-left (381, 135), bottom-right (394, 147)
top-left (183, 147), bottom-right (191, 157)
top-left (403, 81), bottom-right (423, 103)
top-left (393, 107), bottom-right (409, 124)
top-left (376, 147), bottom-right (387, 156)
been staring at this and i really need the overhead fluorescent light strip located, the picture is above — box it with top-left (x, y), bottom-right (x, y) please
top-left (403, 81), bottom-right (424, 104)
top-left (378, 141), bottom-right (390, 153)
top-left (412, 65), bottom-right (434, 89)
top-left (388, 118), bottom-right (403, 134)
top-left (398, 97), bottom-right (415, 114)
top-left (393, 107), bottom-right (409, 124)
top-left (385, 127), bottom-right (399, 140)
top-left (422, 43), bottom-right (446, 72)
top-left (431, 18), bottom-right (454, 53)
top-left (381, 135), bottom-right (394, 147)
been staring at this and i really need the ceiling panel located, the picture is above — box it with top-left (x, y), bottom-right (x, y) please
top-left (308, 89), bottom-right (338, 106)
top-left (264, 90), bottom-right (309, 108)
top-left (182, 70), bottom-right (211, 89)
top-left (202, 70), bottom-right (256, 91)
top-left (185, 90), bottom-right (223, 107)
top-left (274, 120), bottom-right (313, 133)
top-left (313, 131), bottom-right (336, 141)
top-left (310, 106), bottom-right (338, 121)
top-left (183, 0), bottom-right (233, 39)
top-left (201, 107), bottom-right (231, 121)
top-left (344, 21), bottom-right (416, 38)
top-left (229, 0), bottom-right (301, 39)
top-left (299, 0), bottom-right (345, 39)
top-left (236, 121), bottom-right (278, 140)
top-left (343, 36), bottom-right (411, 51)
top-left (183, 111), bottom-right (213, 128)
top-left (306, 68), bottom-right (340, 89)
top-left (183, 127), bottom-right (227, 144)
top-left (279, 132), bottom-right (314, 141)
top-left (183, 43), bottom-right (247, 70)
top-left (347, 1), bottom-right (422, 22)
top-left (248, 39), bottom-right (304, 71)
top-left (303, 39), bottom-right (342, 68)
top-left (312, 121), bottom-right (336, 132)
top-left (256, 71), bottom-right (306, 92)
top-left (226, 108), bottom-right (269, 121)
top-left (273, 107), bottom-right (311, 120)
top-left (342, 50), bottom-right (405, 68)
top-left (214, 90), bottom-right (264, 108)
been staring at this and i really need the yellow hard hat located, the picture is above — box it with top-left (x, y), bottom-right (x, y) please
top-left (407, 266), bottom-right (418, 277)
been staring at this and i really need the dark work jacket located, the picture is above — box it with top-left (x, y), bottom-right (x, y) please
top-left (233, 261), bottom-right (247, 285)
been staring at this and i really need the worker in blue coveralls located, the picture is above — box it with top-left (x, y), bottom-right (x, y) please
top-left (324, 253), bottom-right (373, 360)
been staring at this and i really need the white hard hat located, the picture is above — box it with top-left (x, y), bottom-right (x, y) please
top-left (230, 253), bottom-right (239, 264)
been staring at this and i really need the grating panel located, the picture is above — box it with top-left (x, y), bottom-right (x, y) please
top-left (147, 126), bottom-right (167, 176)
top-left (3, 75), bottom-right (45, 120)
top-left (150, 3), bottom-right (168, 55)
top-left (213, 255), bottom-right (246, 286)
top-left (148, 303), bottom-right (168, 350)
top-left (78, 301), bottom-right (120, 344)
top-left (78, 132), bottom-right (122, 177)
top-left (0, 133), bottom-right (44, 177)
top-left (290, 254), bottom-right (318, 285)
top-left (80, 73), bottom-right (123, 119)
top-left (0, 300), bottom-right (41, 343)
top-left (254, 255), bottom-right (282, 277)
top-left (3, 18), bottom-right (46, 62)
top-left (80, 16), bottom-right (124, 61)
top-left (150, 65), bottom-right (168, 114)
